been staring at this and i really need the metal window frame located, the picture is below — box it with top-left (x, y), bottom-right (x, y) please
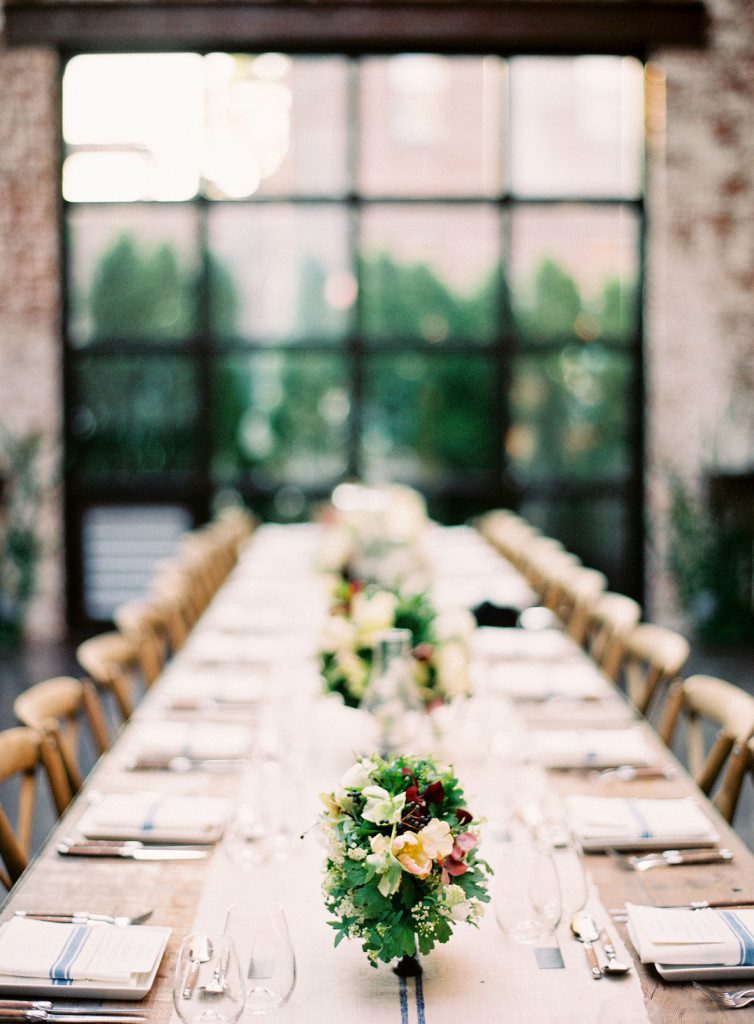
top-left (60, 49), bottom-right (646, 630)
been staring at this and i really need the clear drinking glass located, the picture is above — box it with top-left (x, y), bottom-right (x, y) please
top-left (494, 842), bottom-right (563, 944)
top-left (223, 802), bottom-right (268, 870)
top-left (173, 933), bottom-right (245, 1024)
top-left (224, 899), bottom-right (296, 1014)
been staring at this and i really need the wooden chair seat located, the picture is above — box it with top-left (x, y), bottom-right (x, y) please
top-left (659, 675), bottom-right (754, 822)
top-left (14, 677), bottom-right (110, 812)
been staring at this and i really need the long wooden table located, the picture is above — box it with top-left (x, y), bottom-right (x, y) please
top-left (2, 523), bottom-right (752, 1024)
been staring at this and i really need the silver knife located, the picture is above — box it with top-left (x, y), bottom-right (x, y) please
top-left (0, 1006), bottom-right (144, 1017)
top-left (0, 1013), bottom-right (147, 1024)
top-left (57, 842), bottom-right (207, 860)
top-left (124, 756), bottom-right (246, 772)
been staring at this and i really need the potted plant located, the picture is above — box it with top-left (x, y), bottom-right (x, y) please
top-left (0, 428), bottom-right (45, 649)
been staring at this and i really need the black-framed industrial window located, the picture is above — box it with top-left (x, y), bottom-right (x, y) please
top-left (61, 52), bottom-right (646, 629)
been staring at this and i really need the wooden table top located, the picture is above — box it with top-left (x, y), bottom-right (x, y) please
top-left (1, 524), bottom-right (751, 1024)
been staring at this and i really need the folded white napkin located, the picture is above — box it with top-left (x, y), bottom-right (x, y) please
top-left (0, 919), bottom-right (169, 984)
top-left (200, 606), bottom-right (289, 636)
top-left (163, 673), bottom-right (265, 710)
top-left (472, 628), bottom-right (582, 662)
top-left (531, 727), bottom-right (654, 769)
top-left (487, 663), bottom-right (610, 701)
top-left (521, 699), bottom-right (635, 728)
top-left (627, 904), bottom-right (754, 966)
top-left (566, 795), bottom-right (718, 849)
top-left (130, 722), bottom-right (251, 761)
top-left (184, 635), bottom-right (282, 665)
top-left (78, 793), bottom-right (233, 843)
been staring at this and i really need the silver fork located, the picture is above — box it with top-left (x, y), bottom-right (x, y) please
top-left (694, 982), bottom-right (754, 1009)
top-left (15, 909), bottom-right (153, 927)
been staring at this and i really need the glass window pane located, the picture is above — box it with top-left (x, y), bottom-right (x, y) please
top-left (70, 355), bottom-right (199, 478)
top-left (507, 348), bottom-right (634, 484)
top-left (208, 205), bottom-right (352, 342)
top-left (364, 354), bottom-right (497, 483)
top-left (68, 207), bottom-right (199, 345)
top-left (213, 353), bottom-right (349, 483)
top-left (359, 56), bottom-right (506, 197)
top-left (510, 57), bottom-right (644, 198)
top-left (62, 54), bottom-right (203, 202)
top-left (203, 54), bottom-right (349, 198)
top-left (360, 205), bottom-right (503, 344)
top-left (510, 205), bottom-right (639, 343)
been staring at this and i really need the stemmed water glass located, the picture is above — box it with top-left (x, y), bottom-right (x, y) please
top-left (494, 841), bottom-right (563, 945)
top-left (224, 899), bottom-right (296, 1015)
top-left (173, 933), bottom-right (245, 1024)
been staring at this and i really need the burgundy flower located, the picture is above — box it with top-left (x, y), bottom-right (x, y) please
top-left (455, 808), bottom-right (473, 826)
top-left (423, 781), bottom-right (444, 805)
top-left (412, 643), bottom-right (434, 662)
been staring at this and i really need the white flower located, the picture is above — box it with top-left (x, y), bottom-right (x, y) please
top-left (316, 526), bottom-right (355, 572)
top-left (340, 758), bottom-right (375, 791)
top-left (351, 590), bottom-right (398, 646)
top-left (319, 615), bottom-right (356, 653)
top-left (361, 785), bottom-right (406, 825)
top-left (434, 606), bottom-right (476, 643)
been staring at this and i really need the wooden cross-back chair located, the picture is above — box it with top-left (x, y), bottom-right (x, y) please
top-left (524, 541), bottom-right (579, 604)
top-left (583, 592), bottom-right (642, 682)
top-left (113, 600), bottom-right (173, 682)
top-left (76, 631), bottom-right (148, 722)
top-left (0, 726), bottom-right (68, 890)
top-left (616, 622), bottom-right (690, 718)
top-left (476, 511), bottom-right (540, 570)
top-left (659, 675), bottom-right (754, 822)
top-left (546, 565), bottom-right (607, 644)
top-left (14, 677), bottom-right (110, 811)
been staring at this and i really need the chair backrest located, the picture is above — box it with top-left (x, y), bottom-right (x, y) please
top-left (547, 565), bottom-right (608, 643)
top-left (617, 622), bottom-right (690, 717)
top-left (0, 726), bottom-right (69, 887)
top-left (14, 677), bottom-right (110, 810)
top-left (659, 675), bottom-right (754, 822)
top-left (583, 592), bottom-right (642, 681)
top-left (76, 631), bottom-right (146, 721)
top-left (112, 601), bottom-right (170, 683)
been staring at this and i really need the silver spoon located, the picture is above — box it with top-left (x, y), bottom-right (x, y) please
top-left (182, 936), bottom-right (213, 999)
top-left (599, 928), bottom-right (632, 976)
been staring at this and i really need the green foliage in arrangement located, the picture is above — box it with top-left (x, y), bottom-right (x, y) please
top-left (320, 753), bottom-right (491, 967)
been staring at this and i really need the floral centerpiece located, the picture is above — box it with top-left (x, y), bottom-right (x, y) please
top-left (318, 580), bottom-right (475, 709)
top-left (321, 754), bottom-right (491, 970)
top-left (316, 483), bottom-right (430, 590)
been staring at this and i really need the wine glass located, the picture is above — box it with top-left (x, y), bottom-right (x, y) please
top-left (494, 842), bottom-right (562, 944)
top-left (224, 899), bottom-right (296, 1015)
top-left (223, 802), bottom-right (268, 870)
top-left (173, 933), bottom-right (245, 1024)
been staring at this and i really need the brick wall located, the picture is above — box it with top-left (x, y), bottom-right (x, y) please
top-left (0, 45), bottom-right (64, 639)
top-left (645, 0), bottom-right (754, 624)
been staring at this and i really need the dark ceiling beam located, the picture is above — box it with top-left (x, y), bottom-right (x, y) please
top-left (5, 1), bottom-right (708, 54)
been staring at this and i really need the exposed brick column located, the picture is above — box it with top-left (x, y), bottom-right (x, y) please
top-left (0, 42), bottom-right (64, 639)
top-left (645, 0), bottom-right (754, 626)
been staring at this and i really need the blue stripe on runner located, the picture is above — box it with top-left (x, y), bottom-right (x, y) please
top-left (721, 912), bottom-right (754, 965)
top-left (627, 800), bottom-right (653, 840)
top-left (141, 799), bottom-right (162, 833)
top-left (398, 976), bottom-right (409, 1024)
top-left (414, 973), bottom-right (426, 1024)
top-left (50, 925), bottom-right (89, 984)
